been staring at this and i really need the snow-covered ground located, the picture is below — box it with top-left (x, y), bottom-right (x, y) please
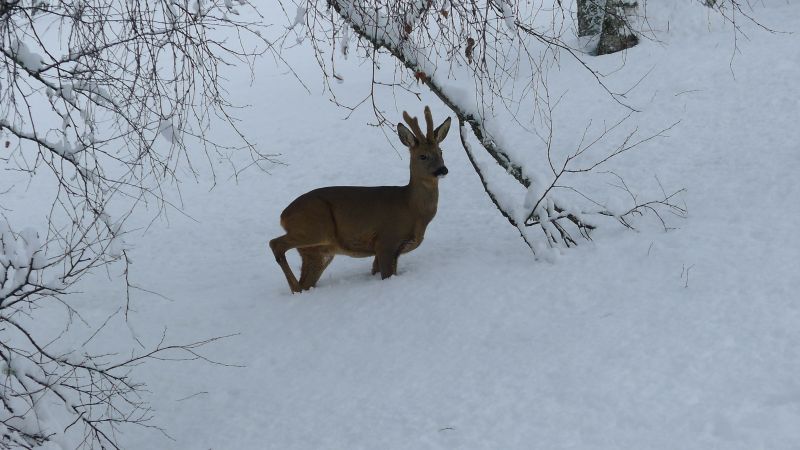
top-left (9, 1), bottom-right (800, 448)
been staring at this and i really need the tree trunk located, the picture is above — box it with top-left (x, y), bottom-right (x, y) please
top-left (596, 0), bottom-right (639, 55)
top-left (577, 0), bottom-right (606, 37)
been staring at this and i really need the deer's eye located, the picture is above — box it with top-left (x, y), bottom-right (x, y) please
top-left (419, 154), bottom-right (428, 160)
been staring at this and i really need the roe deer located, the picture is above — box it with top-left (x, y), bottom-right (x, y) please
top-left (269, 106), bottom-right (451, 293)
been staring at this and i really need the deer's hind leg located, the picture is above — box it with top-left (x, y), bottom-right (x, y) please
top-left (269, 235), bottom-right (302, 293)
top-left (270, 199), bottom-right (337, 293)
top-left (298, 246), bottom-right (335, 291)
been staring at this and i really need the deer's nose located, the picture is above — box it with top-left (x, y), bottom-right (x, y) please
top-left (434, 166), bottom-right (449, 177)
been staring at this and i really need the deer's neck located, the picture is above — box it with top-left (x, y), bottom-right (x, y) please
top-left (406, 176), bottom-right (439, 221)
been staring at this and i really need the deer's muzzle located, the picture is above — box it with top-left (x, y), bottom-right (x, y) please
top-left (434, 166), bottom-right (449, 178)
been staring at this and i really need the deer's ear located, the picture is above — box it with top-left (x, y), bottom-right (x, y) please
top-left (434, 117), bottom-right (451, 143)
top-left (397, 123), bottom-right (417, 148)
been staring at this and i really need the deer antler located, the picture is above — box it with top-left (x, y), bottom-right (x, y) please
top-left (404, 106), bottom-right (437, 143)
top-left (424, 106), bottom-right (434, 141)
top-left (403, 111), bottom-right (426, 142)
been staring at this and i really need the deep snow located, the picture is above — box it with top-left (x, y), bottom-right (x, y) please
top-left (6, 1), bottom-right (800, 449)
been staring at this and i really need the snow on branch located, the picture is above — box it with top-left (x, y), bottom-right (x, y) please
top-left (1, 315), bottom-right (235, 449)
top-left (285, 0), bottom-right (686, 253)
top-left (1, 1), bottom-right (276, 447)
top-left (0, 218), bottom-right (237, 449)
top-left (1, 0), bottom-right (278, 216)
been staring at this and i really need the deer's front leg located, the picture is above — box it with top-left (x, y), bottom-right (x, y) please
top-left (375, 240), bottom-right (402, 279)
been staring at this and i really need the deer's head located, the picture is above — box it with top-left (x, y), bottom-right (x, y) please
top-left (397, 106), bottom-right (451, 180)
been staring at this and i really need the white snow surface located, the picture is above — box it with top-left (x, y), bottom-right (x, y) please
top-left (6, 1), bottom-right (800, 449)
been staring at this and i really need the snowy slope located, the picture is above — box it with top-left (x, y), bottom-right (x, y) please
top-left (11, 1), bottom-right (800, 449)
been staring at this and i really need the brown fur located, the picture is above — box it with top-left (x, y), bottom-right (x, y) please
top-left (269, 107), bottom-right (451, 293)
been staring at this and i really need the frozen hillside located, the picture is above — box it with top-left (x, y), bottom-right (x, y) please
top-left (6, 1), bottom-right (800, 449)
